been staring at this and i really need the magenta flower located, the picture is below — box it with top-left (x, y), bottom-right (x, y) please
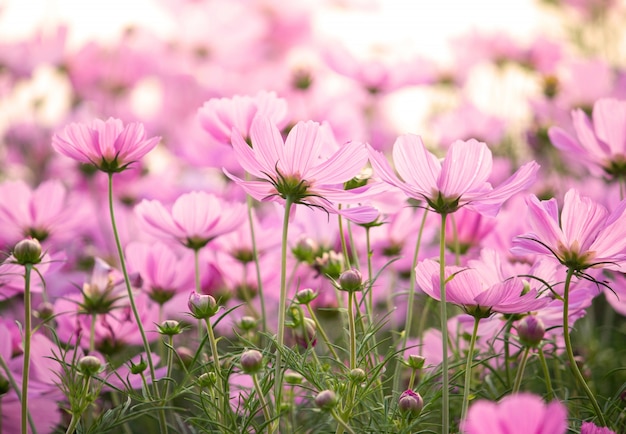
top-left (511, 188), bottom-right (626, 271)
top-left (225, 116), bottom-right (378, 224)
top-left (368, 135), bottom-right (539, 216)
top-left (461, 393), bottom-right (567, 434)
top-left (580, 421), bottom-right (617, 434)
top-left (135, 191), bottom-right (246, 250)
top-left (549, 98), bottom-right (626, 181)
top-left (52, 117), bottom-right (160, 173)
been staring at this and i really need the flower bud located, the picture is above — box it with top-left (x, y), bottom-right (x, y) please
top-left (517, 315), bottom-right (545, 348)
top-left (284, 371), bottom-right (304, 385)
top-left (315, 389), bottom-right (337, 411)
top-left (129, 356), bottom-right (148, 375)
top-left (349, 368), bottom-right (366, 384)
top-left (35, 302), bottom-right (54, 320)
top-left (238, 316), bottom-right (258, 331)
top-left (157, 319), bottom-right (184, 336)
top-left (188, 292), bottom-right (219, 319)
top-left (295, 288), bottom-right (318, 305)
top-left (292, 317), bottom-right (317, 349)
top-left (78, 355), bottom-right (104, 377)
top-left (240, 349), bottom-right (264, 375)
top-left (407, 355), bottom-right (425, 370)
top-left (198, 372), bottom-right (217, 388)
top-left (398, 389), bottom-right (423, 417)
top-left (292, 237), bottom-right (318, 264)
top-left (12, 238), bottom-right (42, 265)
top-left (338, 268), bottom-right (363, 292)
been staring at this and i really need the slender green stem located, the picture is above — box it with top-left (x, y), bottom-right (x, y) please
top-left (449, 214), bottom-right (461, 266)
top-left (203, 318), bottom-right (224, 422)
top-left (21, 264), bottom-right (32, 434)
top-left (438, 212), bottom-right (450, 434)
top-left (502, 318), bottom-right (514, 387)
top-left (337, 213), bottom-right (351, 269)
top-left (163, 335), bottom-right (175, 400)
top-left (365, 227), bottom-right (374, 320)
top-left (245, 185), bottom-right (267, 334)
top-left (252, 373), bottom-right (272, 427)
top-left (305, 304), bottom-right (339, 360)
top-left (107, 173), bottom-right (165, 432)
top-left (89, 313), bottom-right (96, 353)
top-left (347, 291), bottom-right (357, 370)
top-left (537, 346), bottom-right (554, 401)
top-left (0, 354), bottom-right (36, 433)
top-left (461, 316), bottom-right (480, 422)
top-left (562, 268), bottom-right (606, 426)
top-left (331, 409), bottom-right (356, 434)
top-left (512, 347), bottom-right (530, 394)
top-left (273, 197), bottom-right (294, 427)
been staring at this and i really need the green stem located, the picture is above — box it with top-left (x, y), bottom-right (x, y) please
top-left (89, 313), bottom-right (96, 354)
top-left (461, 316), bottom-right (480, 422)
top-left (438, 212), bottom-right (450, 434)
top-left (337, 212), bottom-right (351, 269)
top-left (245, 184), bottom-right (267, 334)
top-left (305, 304), bottom-right (339, 360)
top-left (163, 335), bottom-right (175, 400)
top-left (512, 347), bottom-right (530, 393)
top-left (252, 373), bottom-right (272, 427)
top-left (273, 197), bottom-right (294, 423)
top-left (0, 354), bottom-right (36, 433)
top-left (107, 173), bottom-right (165, 433)
top-left (537, 346), bottom-right (554, 401)
top-left (562, 268), bottom-right (606, 426)
top-left (365, 227), bottom-right (374, 321)
top-left (347, 291), bottom-right (357, 370)
top-left (203, 318), bottom-right (224, 423)
top-left (502, 318), bottom-right (514, 387)
top-left (331, 409), bottom-right (356, 434)
top-left (21, 264), bottom-right (32, 434)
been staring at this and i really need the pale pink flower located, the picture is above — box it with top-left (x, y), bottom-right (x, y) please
top-left (461, 393), bottom-right (567, 434)
top-left (368, 135), bottom-right (539, 216)
top-left (511, 188), bottom-right (626, 271)
top-left (52, 117), bottom-right (160, 173)
top-left (135, 191), bottom-right (246, 250)
top-left (225, 116), bottom-right (378, 224)
top-left (549, 98), bottom-right (626, 180)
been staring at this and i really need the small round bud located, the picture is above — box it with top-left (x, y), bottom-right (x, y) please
top-left (407, 355), bottom-right (426, 370)
top-left (292, 237), bottom-right (318, 264)
top-left (129, 356), bottom-right (148, 375)
top-left (284, 371), bottom-right (304, 385)
top-left (338, 268), bottom-right (363, 292)
top-left (197, 372), bottom-right (217, 388)
top-left (295, 288), bottom-right (318, 305)
top-left (188, 292), bottom-right (219, 319)
top-left (315, 389), bottom-right (337, 411)
top-left (158, 319), bottom-right (184, 336)
top-left (293, 317), bottom-right (317, 349)
top-left (240, 349), bottom-right (264, 375)
top-left (35, 302), bottom-right (54, 320)
top-left (78, 355), bottom-right (104, 377)
top-left (398, 389), bottom-right (424, 417)
top-left (349, 368), bottom-right (366, 384)
top-left (238, 316), bottom-right (258, 331)
top-left (12, 238), bottom-right (42, 265)
top-left (517, 316), bottom-right (545, 348)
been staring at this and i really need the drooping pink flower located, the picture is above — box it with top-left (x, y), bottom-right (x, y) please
top-left (549, 98), bottom-right (626, 181)
top-left (368, 135), bottom-right (539, 216)
top-left (225, 116), bottom-right (378, 224)
top-left (52, 117), bottom-right (160, 173)
top-left (461, 393), bottom-right (568, 434)
top-left (135, 191), bottom-right (246, 250)
top-left (511, 188), bottom-right (626, 271)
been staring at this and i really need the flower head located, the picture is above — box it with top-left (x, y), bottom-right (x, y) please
top-left (368, 135), bottom-right (539, 216)
top-left (52, 117), bottom-right (160, 173)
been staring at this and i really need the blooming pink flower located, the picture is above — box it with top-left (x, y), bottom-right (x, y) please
top-left (580, 421), bottom-right (617, 434)
top-left (511, 188), bottom-right (626, 271)
top-left (549, 98), bottom-right (626, 181)
top-left (52, 117), bottom-right (160, 173)
top-left (225, 116), bottom-right (378, 224)
top-left (368, 135), bottom-right (539, 216)
top-left (461, 393), bottom-right (567, 434)
top-left (135, 191), bottom-right (246, 250)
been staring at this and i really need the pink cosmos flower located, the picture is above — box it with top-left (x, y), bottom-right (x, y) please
top-left (368, 135), bottom-right (539, 216)
top-left (197, 90), bottom-right (289, 145)
top-left (135, 191), bottom-right (246, 250)
top-left (511, 188), bottom-right (626, 271)
top-left (461, 393), bottom-right (567, 434)
top-left (225, 116), bottom-right (378, 224)
top-left (52, 117), bottom-right (160, 173)
top-left (580, 421), bottom-right (617, 434)
top-left (549, 98), bottom-right (626, 181)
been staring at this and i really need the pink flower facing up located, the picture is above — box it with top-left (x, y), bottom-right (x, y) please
top-left (511, 188), bottom-right (626, 272)
top-left (368, 135), bottom-right (539, 216)
top-left (225, 116), bottom-right (378, 224)
top-left (461, 393), bottom-right (567, 434)
top-left (135, 191), bottom-right (246, 250)
top-left (549, 98), bottom-right (626, 181)
top-left (52, 117), bottom-right (160, 173)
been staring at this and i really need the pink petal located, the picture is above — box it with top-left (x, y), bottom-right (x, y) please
top-left (439, 139), bottom-right (492, 198)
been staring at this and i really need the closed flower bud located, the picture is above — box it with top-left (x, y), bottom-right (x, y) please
top-left (349, 368), bottom-right (366, 384)
top-left (188, 292), bottom-right (219, 319)
top-left (158, 319), bottom-right (184, 336)
top-left (517, 315), bottom-right (545, 348)
top-left (292, 236), bottom-right (318, 264)
top-left (338, 268), bottom-right (363, 292)
top-left (197, 372), bottom-right (217, 388)
top-left (407, 354), bottom-right (426, 370)
top-left (238, 316), bottom-right (258, 331)
top-left (129, 356), bottom-right (148, 375)
top-left (240, 349), bottom-right (264, 374)
top-left (398, 389), bottom-right (423, 417)
top-left (315, 389), bottom-right (337, 411)
top-left (295, 288), bottom-right (318, 305)
top-left (284, 371), bottom-right (304, 385)
top-left (293, 317), bottom-right (317, 349)
top-left (78, 355), bottom-right (104, 377)
top-left (12, 238), bottom-right (42, 265)
top-left (35, 302), bottom-right (54, 320)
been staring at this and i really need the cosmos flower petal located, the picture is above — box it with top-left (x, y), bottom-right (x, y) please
top-left (439, 139), bottom-right (492, 197)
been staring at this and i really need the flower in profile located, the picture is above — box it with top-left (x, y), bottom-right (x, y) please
top-left (511, 188), bottom-right (626, 271)
top-left (368, 135), bottom-right (539, 216)
top-left (135, 191), bottom-right (246, 250)
top-left (549, 98), bottom-right (626, 181)
top-left (225, 116), bottom-right (378, 223)
top-left (461, 393), bottom-right (567, 434)
top-left (52, 117), bottom-right (160, 173)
